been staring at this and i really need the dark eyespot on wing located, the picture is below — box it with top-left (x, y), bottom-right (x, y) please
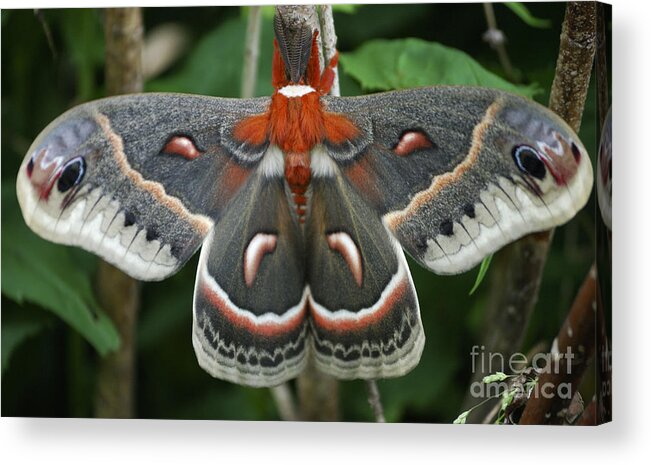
top-left (513, 145), bottom-right (546, 180)
top-left (57, 157), bottom-right (86, 193)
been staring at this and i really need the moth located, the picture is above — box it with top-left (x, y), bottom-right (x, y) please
top-left (16, 14), bottom-right (593, 387)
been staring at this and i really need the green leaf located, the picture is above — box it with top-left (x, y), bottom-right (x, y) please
top-left (504, 3), bottom-right (552, 29)
top-left (453, 409), bottom-right (470, 424)
top-left (469, 254), bottom-right (493, 296)
top-left (332, 4), bottom-right (360, 14)
top-left (1, 182), bottom-right (120, 355)
top-left (501, 387), bottom-right (516, 411)
top-left (482, 371), bottom-right (509, 384)
top-left (340, 38), bottom-right (538, 97)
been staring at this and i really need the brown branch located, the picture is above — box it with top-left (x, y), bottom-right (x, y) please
top-left (94, 7), bottom-right (144, 419)
top-left (318, 4), bottom-right (340, 96)
top-left (519, 265), bottom-right (597, 424)
top-left (296, 359), bottom-right (340, 421)
top-left (548, 2), bottom-right (597, 132)
top-left (104, 8), bottom-right (144, 95)
top-left (270, 382), bottom-right (299, 421)
top-left (482, 3), bottom-right (516, 82)
top-left (461, 1), bottom-right (596, 423)
top-left (366, 380), bottom-right (386, 423)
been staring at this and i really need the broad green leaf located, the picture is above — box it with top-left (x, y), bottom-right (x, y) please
top-left (1, 183), bottom-right (120, 355)
top-left (331, 4), bottom-right (360, 14)
top-left (469, 254), bottom-right (493, 296)
top-left (505, 3), bottom-right (552, 29)
top-left (340, 38), bottom-right (538, 97)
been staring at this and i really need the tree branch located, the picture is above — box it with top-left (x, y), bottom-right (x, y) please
top-left (519, 265), bottom-right (597, 424)
top-left (270, 382), bottom-right (299, 421)
top-left (482, 3), bottom-right (516, 82)
top-left (241, 6), bottom-right (262, 99)
top-left (94, 7), bottom-right (144, 419)
top-left (366, 380), bottom-right (386, 423)
top-left (318, 4), bottom-right (340, 96)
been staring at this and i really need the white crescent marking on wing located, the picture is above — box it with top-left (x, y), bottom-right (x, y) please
top-left (197, 230), bottom-right (307, 330)
top-left (326, 231), bottom-right (363, 287)
top-left (244, 233), bottom-right (278, 287)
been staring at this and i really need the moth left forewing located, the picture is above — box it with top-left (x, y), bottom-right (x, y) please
top-left (327, 87), bottom-right (593, 275)
top-left (16, 93), bottom-right (269, 281)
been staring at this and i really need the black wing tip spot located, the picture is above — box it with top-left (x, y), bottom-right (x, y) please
top-left (571, 141), bottom-right (582, 163)
top-left (56, 157), bottom-right (86, 193)
top-left (513, 145), bottom-right (546, 180)
top-left (26, 155), bottom-right (35, 177)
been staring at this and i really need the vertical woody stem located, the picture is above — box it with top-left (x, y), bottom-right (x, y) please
top-left (241, 6), bottom-right (262, 99)
top-left (94, 7), bottom-right (144, 419)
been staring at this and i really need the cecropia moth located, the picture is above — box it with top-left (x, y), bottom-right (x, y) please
top-left (16, 13), bottom-right (593, 387)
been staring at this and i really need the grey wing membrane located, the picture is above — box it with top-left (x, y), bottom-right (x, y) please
top-left (323, 87), bottom-right (593, 275)
top-left (16, 93), bottom-right (270, 281)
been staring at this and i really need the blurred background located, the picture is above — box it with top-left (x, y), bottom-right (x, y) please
top-left (1, 3), bottom-right (606, 421)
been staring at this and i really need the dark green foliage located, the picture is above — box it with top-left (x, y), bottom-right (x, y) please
top-left (339, 38), bottom-right (539, 96)
top-left (1, 4), bottom-right (596, 422)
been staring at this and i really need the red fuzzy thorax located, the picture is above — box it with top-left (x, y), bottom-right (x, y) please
top-left (232, 31), bottom-right (359, 221)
